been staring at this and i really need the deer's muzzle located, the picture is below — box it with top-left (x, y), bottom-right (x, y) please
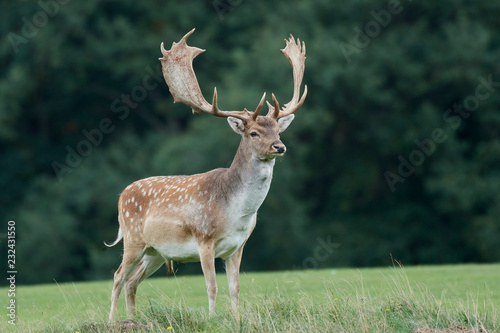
top-left (272, 142), bottom-right (286, 154)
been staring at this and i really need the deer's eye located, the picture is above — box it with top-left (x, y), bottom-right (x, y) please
top-left (250, 131), bottom-right (259, 137)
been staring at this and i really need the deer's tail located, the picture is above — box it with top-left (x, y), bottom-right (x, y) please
top-left (104, 228), bottom-right (123, 247)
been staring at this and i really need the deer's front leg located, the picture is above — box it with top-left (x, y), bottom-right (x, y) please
top-left (226, 245), bottom-right (244, 313)
top-left (199, 241), bottom-right (217, 316)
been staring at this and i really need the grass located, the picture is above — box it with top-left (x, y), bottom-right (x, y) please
top-left (1, 263), bottom-right (499, 332)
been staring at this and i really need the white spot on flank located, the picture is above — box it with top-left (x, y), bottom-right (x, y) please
top-left (139, 205), bottom-right (142, 211)
top-left (126, 211), bottom-right (130, 218)
top-left (131, 197), bottom-right (135, 203)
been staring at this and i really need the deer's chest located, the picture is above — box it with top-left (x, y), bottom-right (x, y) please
top-left (213, 165), bottom-right (273, 258)
top-left (215, 213), bottom-right (257, 259)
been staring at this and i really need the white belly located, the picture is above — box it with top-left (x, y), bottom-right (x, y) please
top-left (153, 237), bottom-right (200, 262)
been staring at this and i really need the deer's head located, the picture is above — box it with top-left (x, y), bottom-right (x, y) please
top-left (159, 29), bottom-right (307, 162)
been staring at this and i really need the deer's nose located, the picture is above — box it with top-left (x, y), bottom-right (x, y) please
top-left (272, 142), bottom-right (286, 154)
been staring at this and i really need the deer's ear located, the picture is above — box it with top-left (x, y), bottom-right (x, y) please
top-left (277, 114), bottom-right (295, 133)
top-left (227, 117), bottom-right (246, 135)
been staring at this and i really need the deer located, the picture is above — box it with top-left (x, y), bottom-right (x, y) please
top-left (106, 28), bottom-right (307, 322)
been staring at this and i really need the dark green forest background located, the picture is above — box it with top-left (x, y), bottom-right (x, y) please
top-left (1, 0), bottom-right (500, 285)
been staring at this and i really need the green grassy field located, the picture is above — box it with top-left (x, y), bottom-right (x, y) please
top-left (1, 263), bottom-right (499, 332)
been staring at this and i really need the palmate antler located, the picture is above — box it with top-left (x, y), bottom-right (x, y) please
top-left (267, 35), bottom-right (308, 119)
top-left (159, 29), bottom-right (306, 121)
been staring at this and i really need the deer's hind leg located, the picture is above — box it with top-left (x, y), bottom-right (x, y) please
top-left (109, 245), bottom-right (146, 322)
top-left (124, 251), bottom-right (165, 318)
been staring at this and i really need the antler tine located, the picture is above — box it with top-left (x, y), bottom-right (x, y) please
top-left (211, 87), bottom-right (220, 115)
top-left (252, 92), bottom-right (267, 120)
top-left (159, 29), bottom-right (252, 121)
top-left (210, 87), bottom-right (253, 121)
top-left (267, 34), bottom-right (307, 119)
top-left (272, 94), bottom-right (280, 119)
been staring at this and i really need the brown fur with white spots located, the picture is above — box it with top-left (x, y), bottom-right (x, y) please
top-left (107, 29), bottom-right (307, 322)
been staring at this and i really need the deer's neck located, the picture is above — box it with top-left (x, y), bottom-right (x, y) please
top-left (223, 140), bottom-right (275, 216)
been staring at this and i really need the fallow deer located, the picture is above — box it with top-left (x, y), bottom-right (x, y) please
top-left (107, 28), bottom-right (307, 322)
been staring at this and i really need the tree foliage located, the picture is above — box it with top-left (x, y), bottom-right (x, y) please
top-left (1, 0), bottom-right (500, 284)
